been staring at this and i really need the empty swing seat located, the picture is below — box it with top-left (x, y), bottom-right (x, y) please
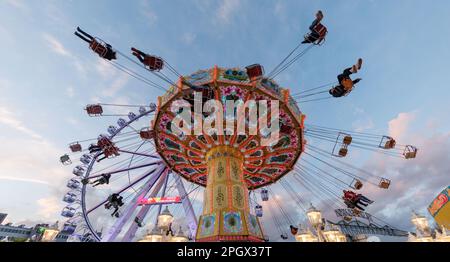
top-left (379, 178), bottom-right (391, 189)
top-left (343, 135), bottom-right (353, 145)
top-left (379, 136), bottom-right (396, 149)
top-left (403, 145), bottom-right (418, 159)
top-left (246, 64), bottom-right (265, 80)
top-left (351, 179), bottom-right (363, 190)
top-left (338, 147), bottom-right (348, 157)
top-left (69, 143), bottom-right (82, 153)
top-left (60, 154), bottom-right (72, 165)
top-left (86, 104), bottom-right (103, 116)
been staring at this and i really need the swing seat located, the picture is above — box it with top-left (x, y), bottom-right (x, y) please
top-left (352, 208), bottom-right (362, 216)
top-left (98, 137), bottom-right (119, 158)
top-left (379, 136), bottom-right (396, 149)
top-left (305, 23), bottom-right (328, 45)
top-left (60, 154), bottom-right (72, 165)
top-left (86, 104), bottom-right (103, 116)
top-left (403, 145), bottom-right (418, 159)
top-left (338, 148), bottom-right (348, 157)
top-left (145, 56), bottom-right (164, 71)
top-left (69, 143), bottom-right (82, 153)
top-left (378, 178), bottom-right (391, 189)
top-left (246, 64), bottom-right (264, 80)
top-left (351, 179), bottom-right (363, 190)
top-left (343, 135), bottom-right (353, 145)
top-left (89, 40), bottom-right (109, 58)
top-left (140, 129), bottom-right (155, 140)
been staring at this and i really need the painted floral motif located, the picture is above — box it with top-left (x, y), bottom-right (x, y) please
top-left (223, 212), bottom-right (243, 234)
top-left (199, 214), bottom-right (216, 237)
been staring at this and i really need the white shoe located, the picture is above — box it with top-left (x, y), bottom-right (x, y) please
top-left (357, 58), bottom-right (363, 70)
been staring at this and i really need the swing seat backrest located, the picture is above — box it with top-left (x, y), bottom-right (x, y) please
top-left (145, 56), bottom-right (164, 71)
top-left (246, 64), bottom-right (265, 80)
top-left (313, 23), bottom-right (328, 38)
top-left (354, 180), bottom-right (363, 190)
top-left (90, 41), bottom-right (108, 58)
top-left (338, 147), bottom-right (348, 157)
top-left (343, 135), bottom-right (353, 145)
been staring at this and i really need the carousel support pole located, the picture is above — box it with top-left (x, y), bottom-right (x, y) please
top-left (120, 167), bottom-right (169, 242)
top-left (154, 173), bottom-right (170, 225)
top-left (174, 173), bottom-right (198, 240)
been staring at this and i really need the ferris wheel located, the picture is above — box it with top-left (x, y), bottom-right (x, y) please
top-left (60, 17), bottom-right (418, 242)
top-left (61, 103), bottom-right (201, 242)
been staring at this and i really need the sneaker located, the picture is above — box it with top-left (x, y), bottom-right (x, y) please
top-left (352, 65), bottom-right (358, 73)
top-left (357, 58), bottom-right (363, 70)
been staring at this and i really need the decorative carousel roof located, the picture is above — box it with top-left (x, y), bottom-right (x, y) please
top-left (152, 66), bottom-right (305, 189)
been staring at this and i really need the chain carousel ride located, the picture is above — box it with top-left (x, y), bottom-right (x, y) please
top-left (60, 12), bottom-right (417, 242)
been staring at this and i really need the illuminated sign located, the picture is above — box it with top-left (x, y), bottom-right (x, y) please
top-left (138, 196), bottom-right (181, 206)
top-left (428, 186), bottom-right (450, 217)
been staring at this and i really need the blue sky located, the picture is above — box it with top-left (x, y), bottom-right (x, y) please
top-left (0, 0), bottom-right (449, 239)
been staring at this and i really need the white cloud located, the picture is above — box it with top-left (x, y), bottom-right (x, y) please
top-left (181, 32), bottom-right (197, 45)
top-left (42, 33), bottom-right (88, 76)
top-left (352, 107), bottom-right (375, 132)
top-left (66, 86), bottom-right (75, 98)
top-left (37, 197), bottom-right (63, 220)
top-left (388, 112), bottom-right (417, 141)
top-left (140, 0), bottom-right (158, 26)
top-left (0, 176), bottom-right (50, 186)
top-left (5, 0), bottom-right (27, 11)
top-left (96, 59), bottom-right (116, 79)
top-left (217, 0), bottom-right (241, 24)
top-left (360, 112), bottom-right (449, 230)
top-left (0, 106), bottom-right (43, 140)
top-left (274, 1), bottom-right (286, 18)
top-left (101, 74), bottom-right (129, 97)
top-left (43, 33), bottom-right (72, 57)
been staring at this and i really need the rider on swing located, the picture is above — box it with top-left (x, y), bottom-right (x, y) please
top-left (302, 10), bottom-right (327, 45)
top-left (329, 58), bottom-right (363, 98)
top-left (131, 47), bottom-right (164, 71)
top-left (75, 27), bottom-right (117, 60)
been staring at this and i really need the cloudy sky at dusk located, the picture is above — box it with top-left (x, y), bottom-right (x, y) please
top-left (0, 0), bottom-right (449, 241)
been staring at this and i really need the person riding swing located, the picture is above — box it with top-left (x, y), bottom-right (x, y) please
top-left (302, 10), bottom-right (328, 45)
top-left (329, 58), bottom-right (363, 98)
top-left (75, 27), bottom-right (117, 61)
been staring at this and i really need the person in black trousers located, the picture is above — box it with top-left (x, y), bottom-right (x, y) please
top-left (75, 27), bottom-right (116, 60)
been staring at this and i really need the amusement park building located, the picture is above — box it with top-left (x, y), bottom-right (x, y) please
top-left (0, 214), bottom-right (71, 242)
